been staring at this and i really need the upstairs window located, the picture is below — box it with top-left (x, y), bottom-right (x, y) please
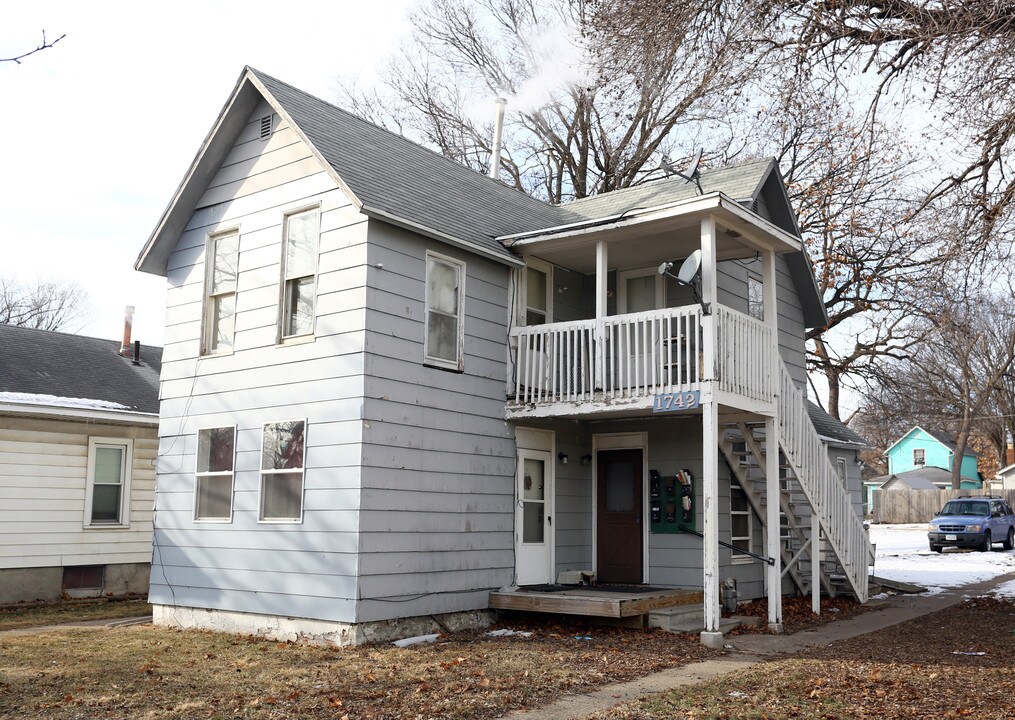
top-left (259, 420), bottom-right (306, 522)
top-left (525, 259), bottom-right (552, 325)
top-left (195, 427), bottom-right (235, 522)
top-left (203, 231), bottom-right (239, 354)
top-left (747, 276), bottom-right (764, 321)
top-left (913, 448), bottom-right (926, 466)
top-left (85, 438), bottom-right (133, 527)
top-left (281, 208), bottom-right (319, 339)
top-left (424, 252), bottom-right (465, 370)
top-left (836, 457), bottom-right (848, 487)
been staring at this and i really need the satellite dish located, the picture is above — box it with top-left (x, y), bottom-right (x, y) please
top-left (684, 149), bottom-right (702, 180)
top-left (657, 261), bottom-right (673, 275)
top-left (676, 250), bottom-right (701, 284)
top-left (659, 150), bottom-right (703, 194)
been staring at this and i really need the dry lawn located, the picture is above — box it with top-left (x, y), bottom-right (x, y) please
top-left (0, 598), bottom-right (151, 632)
top-left (0, 617), bottom-right (717, 719)
top-left (595, 596), bottom-right (1015, 720)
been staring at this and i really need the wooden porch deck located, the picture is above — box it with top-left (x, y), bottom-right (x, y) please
top-left (489, 586), bottom-right (703, 618)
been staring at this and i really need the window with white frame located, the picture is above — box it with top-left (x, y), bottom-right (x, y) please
top-left (836, 457), bottom-right (847, 487)
top-left (913, 448), bottom-right (926, 466)
top-left (281, 208), bottom-right (319, 339)
top-left (424, 252), bottom-right (465, 370)
top-left (730, 480), bottom-right (752, 562)
top-left (203, 231), bottom-right (239, 354)
top-left (524, 259), bottom-right (552, 326)
top-left (195, 427), bottom-right (236, 521)
top-left (747, 275), bottom-right (764, 321)
top-left (259, 420), bottom-right (306, 522)
top-left (85, 438), bottom-right (133, 527)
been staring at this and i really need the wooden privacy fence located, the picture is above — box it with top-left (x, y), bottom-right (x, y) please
top-left (873, 489), bottom-right (1015, 524)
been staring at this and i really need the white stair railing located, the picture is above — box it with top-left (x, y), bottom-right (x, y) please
top-left (777, 361), bottom-right (873, 602)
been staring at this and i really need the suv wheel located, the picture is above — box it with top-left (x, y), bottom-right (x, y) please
top-left (1004, 527), bottom-right (1015, 551)
top-left (980, 531), bottom-right (992, 552)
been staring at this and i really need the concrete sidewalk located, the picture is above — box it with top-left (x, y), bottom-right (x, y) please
top-left (500, 572), bottom-right (1015, 720)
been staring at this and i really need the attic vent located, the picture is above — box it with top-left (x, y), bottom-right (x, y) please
top-left (260, 114), bottom-right (273, 140)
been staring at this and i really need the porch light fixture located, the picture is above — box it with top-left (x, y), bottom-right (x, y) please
top-left (558, 452), bottom-right (569, 464)
top-left (580, 454), bottom-right (592, 466)
top-left (658, 249), bottom-right (711, 315)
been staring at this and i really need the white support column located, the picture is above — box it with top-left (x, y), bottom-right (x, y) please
top-left (699, 216), bottom-right (723, 649)
top-left (595, 240), bottom-right (608, 392)
top-left (762, 248), bottom-right (783, 633)
top-left (811, 510), bottom-right (821, 615)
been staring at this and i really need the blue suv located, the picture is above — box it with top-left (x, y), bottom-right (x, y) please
top-left (928, 497), bottom-right (1015, 552)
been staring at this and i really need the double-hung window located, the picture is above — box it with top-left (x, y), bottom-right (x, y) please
top-left (913, 448), bottom-right (926, 466)
top-left (195, 427), bottom-right (236, 521)
top-left (424, 252), bottom-right (465, 370)
top-left (747, 275), bottom-right (764, 321)
top-left (203, 231), bottom-right (239, 354)
top-left (281, 208), bottom-right (319, 339)
top-left (730, 480), bottom-right (752, 563)
top-left (524, 259), bottom-right (552, 326)
top-left (85, 438), bottom-right (133, 527)
top-left (259, 420), bottom-right (307, 522)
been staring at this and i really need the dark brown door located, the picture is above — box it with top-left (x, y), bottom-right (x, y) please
top-left (596, 449), bottom-right (644, 583)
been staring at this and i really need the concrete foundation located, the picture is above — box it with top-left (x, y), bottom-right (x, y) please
top-left (0, 563), bottom-right (150, 605)
top-left (152, 604), bottom-right (496, 646)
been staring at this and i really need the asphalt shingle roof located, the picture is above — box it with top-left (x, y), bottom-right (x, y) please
top-left (806, 401), bottom-right (870, 448)
top-left (923, 428), bottom-right (978, 458)
top-left (254, 70), bottom-right (564, 261)
top-left (876, 467), bottom-right (953, 490)
top-left (0, 325), bottom-right (161, 414)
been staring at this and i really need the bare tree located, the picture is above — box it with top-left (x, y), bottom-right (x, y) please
top-left (1, 30), bottom-right (65, 64)
top-left (0, 276), bottom-right (90, 332)
top-left (339, 0), bottom-right (767, 202)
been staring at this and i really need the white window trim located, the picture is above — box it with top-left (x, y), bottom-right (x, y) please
top-left (730, 480), bottom-right (752, 565)
top-left (423, 250), bottom-right (466, 371)
top-left (258, 418), bottom-right (307, 524)
top-left (278, 206), bottom-right (320, 343)
top-left (522, 256), bottom-right (553, 326)
top-left (913, 448), bottom-right (926, 466)
top-left (747, 274), bottom-right (765, 321)
top-left (835, 457), bottom-right (848, 488)
top-left (84, 437), bottom-right (133, 529)
top-left (201, 229), bottom-right (240, 356)
top-left (193, 425), bottom-right (236, 524)
top-left (617, 266), bottom-right (664, 314)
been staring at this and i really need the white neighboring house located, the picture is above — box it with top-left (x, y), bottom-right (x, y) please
top-left (992, 464), bottom-right (1015, 491)
top-left (0, 323), bottom-right (160, 603)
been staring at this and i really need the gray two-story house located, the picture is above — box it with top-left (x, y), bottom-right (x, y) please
top-left (136, 67), bottom-right (872, 647)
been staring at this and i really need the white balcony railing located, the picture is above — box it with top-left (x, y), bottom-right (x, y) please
top-left (510, 305), bottom-right (775, 411)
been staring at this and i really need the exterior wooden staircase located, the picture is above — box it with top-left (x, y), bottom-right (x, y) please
top-left (718, 362), bottom-right (874, 603)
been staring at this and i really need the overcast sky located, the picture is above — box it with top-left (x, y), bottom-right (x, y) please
top-left (2, 1), bottom-right (415, 346)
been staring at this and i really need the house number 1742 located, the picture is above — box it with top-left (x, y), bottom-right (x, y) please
top-left (652, 391), bottom-right (701, 413)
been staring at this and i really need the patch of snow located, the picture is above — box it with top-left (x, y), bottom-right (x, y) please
top-left (989, 579), bottom-right (1015, 598)
top-left (0, 391), bottom-right (131, 411)
top-left (392, 633), bottom-right (440, 648)
top-left (870, 524), bottom-right (1015, 594)
top-left (486, 629), bottom-right (533, 638)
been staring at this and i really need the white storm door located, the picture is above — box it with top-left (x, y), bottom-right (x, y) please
top-left (515, 450), bottom-right (553, 585)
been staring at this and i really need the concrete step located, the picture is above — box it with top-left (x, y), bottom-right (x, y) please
top-left (647, 605), bottom-right (743, 634)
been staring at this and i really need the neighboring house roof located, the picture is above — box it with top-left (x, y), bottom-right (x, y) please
top-left (806, 401), bottom-right (871, 449)
top-left (0, 325), bottom-right (161, 417)
top-left (876, 467), bottom-right (954, 490)
top-left (136, 66), bottom-right (826, 326)
top-left (997, 463), bottom-right (1015, 479)
top-left (884, 425), bottom-right (979, 458)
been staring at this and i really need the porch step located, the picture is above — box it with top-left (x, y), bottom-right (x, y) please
top-left (647, 605), bottom-right (741, 634)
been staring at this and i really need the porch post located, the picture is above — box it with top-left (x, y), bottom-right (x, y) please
top-left (762, 249), bottom-right (783, 633)
top-left (595, 240), bottom-right (608, 391)
top-left (700, 215), bottom-right (723, 648)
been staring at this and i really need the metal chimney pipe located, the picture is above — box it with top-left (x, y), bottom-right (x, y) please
top-left (119, 306), bottom-right (135, 357)
top-left (488, 97), bottom-right (508, 179)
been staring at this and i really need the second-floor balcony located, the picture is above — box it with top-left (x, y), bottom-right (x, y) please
top-left (507, 304), bottom-right (775, 419)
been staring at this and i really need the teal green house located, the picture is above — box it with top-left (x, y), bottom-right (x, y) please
top-left (884, 427), bottom-right (983, 489)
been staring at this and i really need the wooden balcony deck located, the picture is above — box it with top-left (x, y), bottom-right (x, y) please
top-left (489, 585), bottom-right (703, 618)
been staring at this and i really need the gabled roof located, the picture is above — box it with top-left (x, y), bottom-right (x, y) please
top-left (876, 467), bottom-right (953, 490)
top-left (885, 426), bottom-right (979, 458)
top-left (806, 401), bottom-right (871, 449)
top-left (135, 67), bottom-right (826, 326)
top-left (0, 325), bottom-right (161, 416)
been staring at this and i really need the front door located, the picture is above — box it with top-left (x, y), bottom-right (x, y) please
top-left (596, 449), bottom-right (644, 583)
top-left (515, 450), bottom-right (553, 585)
